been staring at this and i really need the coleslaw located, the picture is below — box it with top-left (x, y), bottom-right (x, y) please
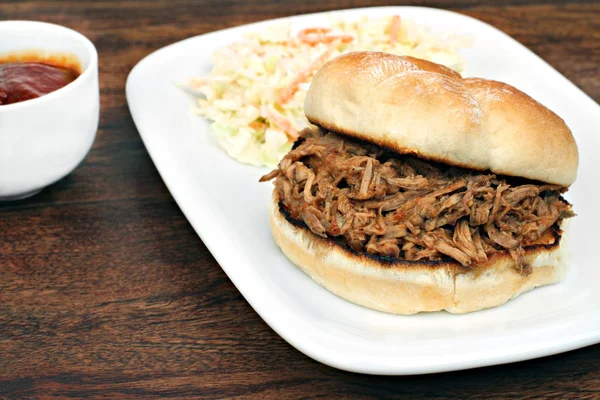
top-left (187, 15), bottom-right (472, 167)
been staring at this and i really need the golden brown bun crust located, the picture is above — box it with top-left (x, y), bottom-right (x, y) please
top-left (270, 193), bottom-right (569, 314)
top-left (304, 52), bottom-right (578, 187)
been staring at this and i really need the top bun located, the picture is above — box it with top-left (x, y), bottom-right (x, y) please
top-left (304, 52), bottom-right (578, 187)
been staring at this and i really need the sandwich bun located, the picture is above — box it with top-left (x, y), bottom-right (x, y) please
top-left (271, 192), bottom-right (569, 314)
top-left (304, 52), bottom-right (578, 187)
top-left (268, 52), bottom-right (576, 314)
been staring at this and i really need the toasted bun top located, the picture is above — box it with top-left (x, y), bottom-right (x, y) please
top-left (304, 52), bottom-right (579, 186)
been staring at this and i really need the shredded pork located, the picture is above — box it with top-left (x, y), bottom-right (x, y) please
top-left (261, 128), bottom-right (575, 274)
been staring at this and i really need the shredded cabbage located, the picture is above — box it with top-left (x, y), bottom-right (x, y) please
top-left (187, 15), bottom-right (472, 167)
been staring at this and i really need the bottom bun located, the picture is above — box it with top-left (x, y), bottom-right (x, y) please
top-left (270, 193), bottom-right (569, 314)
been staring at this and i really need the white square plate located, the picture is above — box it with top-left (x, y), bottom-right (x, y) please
top-left (126, 7), bottom-right (600, 375)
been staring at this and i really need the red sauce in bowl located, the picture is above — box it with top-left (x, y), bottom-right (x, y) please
top-left (0, 54), bottom-right (81, 106)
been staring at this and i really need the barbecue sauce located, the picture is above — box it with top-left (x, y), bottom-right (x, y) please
top-left (0, 52), bottom-right (81, 106)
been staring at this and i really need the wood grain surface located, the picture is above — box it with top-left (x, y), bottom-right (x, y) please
top-left (1, 0), bottom-right (599, 398)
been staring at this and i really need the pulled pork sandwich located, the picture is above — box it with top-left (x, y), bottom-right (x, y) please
top-left (261, 52), bottom-right (578, 314)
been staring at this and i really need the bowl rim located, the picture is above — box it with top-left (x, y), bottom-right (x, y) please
top-left (0, 20), bottom-right (98, 112)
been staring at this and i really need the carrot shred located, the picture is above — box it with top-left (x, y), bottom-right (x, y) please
top-left (249, 121), bottom-right (267, 131)
top-left (276, 80), bottom-right (301, 105)
top-left (390, 15), bottom-right (401, 44)
top-left (277, 46), bottom-right (335, 105)
top-left (321, 34), bottom-right (354, 44)
top-left (261, 105), bottom-right (298, 139)
top-left (298, 27), bottom-right (331, 45)
top-left (298, 27), bottom-right (354, 46)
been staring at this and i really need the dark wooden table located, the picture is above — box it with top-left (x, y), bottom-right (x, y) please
top-left (1, 1), bottom-right (599, 398)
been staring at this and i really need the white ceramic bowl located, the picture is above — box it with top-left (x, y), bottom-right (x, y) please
top-left (0, 21), bottom-right (99, 200)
